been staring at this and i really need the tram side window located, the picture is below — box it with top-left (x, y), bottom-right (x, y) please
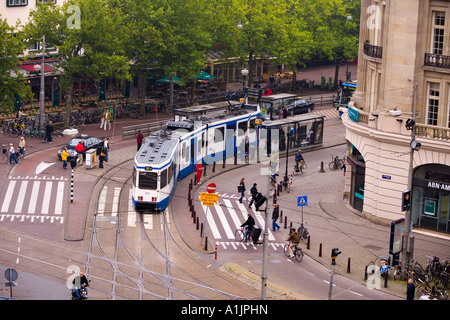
top-left (214, 127), bottom-right (224, 143)
top-left (139, 172), bottom-right (158, 190)
top-left (132, 167), bottom-right (136, 186)
top-left (238, 121), bottom-right (247, 136)
top-left (160, 169), bottom-right (168, 189)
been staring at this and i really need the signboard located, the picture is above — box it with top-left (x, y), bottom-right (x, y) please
top-left (389, 218), bottom-right (405, 254)
top-left (297, 196), bottom-right (308, 207)
top-left (348, 107), bottom-right (359, 122)
top-left (200, 192), bottom-right (219, 207)
top-left (206, 183), bottom-right (216, 194)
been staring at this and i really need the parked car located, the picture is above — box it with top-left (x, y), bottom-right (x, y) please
top-left (57, 135), bottom-right (103, 161)
top-left (285, 98), bottom-right (314, 116)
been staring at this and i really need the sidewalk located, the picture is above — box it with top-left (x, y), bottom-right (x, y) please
top-left (170, 117), bottom-right (449, 300)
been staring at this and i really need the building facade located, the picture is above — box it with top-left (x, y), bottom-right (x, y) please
top-left (344, 0), bottom-right (450, 234)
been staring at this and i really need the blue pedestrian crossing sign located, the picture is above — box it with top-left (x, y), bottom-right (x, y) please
top-left (297, 196), bottom-right (308, 207)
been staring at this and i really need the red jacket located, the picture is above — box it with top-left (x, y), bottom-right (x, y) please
top-left (75, 142), bottom-right (85, 153)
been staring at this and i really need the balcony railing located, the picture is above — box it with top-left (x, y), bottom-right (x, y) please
top-left (415, 123), bottom-right (450, 140)
top-left (424, 53), bottom-right (450, 69)
top-left (363, 41), bottom-right (383, 59)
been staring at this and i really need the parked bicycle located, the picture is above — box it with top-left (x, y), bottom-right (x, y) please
top-left (329, 154), bottom-right (345, 171)
top-left (416, 280), bottom-right (448, 300)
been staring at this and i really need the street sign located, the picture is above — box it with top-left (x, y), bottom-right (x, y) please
top-left (297, 196), bottom-right (308, 207)
top-left (4, 268), bottom-right (18, 282)
top-left (206, 183), bottom-right (216, 194)
top-left (200, 192), bottom-right (219, 206)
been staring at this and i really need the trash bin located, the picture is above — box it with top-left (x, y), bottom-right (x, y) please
top-left (85, 149), bottom-right (97, 169)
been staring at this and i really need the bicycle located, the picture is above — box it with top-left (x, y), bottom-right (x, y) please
top-left (292, 160), bottom-right (307, 176)
top-left (235, 227), bottom-right (251, 243)
top-left (283, 242), bottom-right (304, 262)
top-left (329, 154), bottom-right (344, 171)
top-left (416, 280), bottom-right (448, 300)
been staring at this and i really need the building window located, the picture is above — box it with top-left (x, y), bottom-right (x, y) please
top-left (37, 0), bottom-right (57, 3)
top-left (7, 0), bottom-right (28, 6)
top-left (426, 82), bottom-right (440, 126)
top-left (431, 11), bottom-right (445, 54)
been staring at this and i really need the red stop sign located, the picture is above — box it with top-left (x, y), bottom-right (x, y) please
top-left (206, 183), bottom-right (216, 193)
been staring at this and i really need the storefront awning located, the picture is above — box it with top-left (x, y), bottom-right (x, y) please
top-left (20, 63), bottom-right (53, 73)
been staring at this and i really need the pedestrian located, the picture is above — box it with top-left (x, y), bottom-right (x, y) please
top-left (103, 108), bottom-right (111, 130)
top-left (196, 161), bottom-right (203, 184)
top-left (8, 143), bottom-right (18, 165)
top-left (238, 177), bottom-right (246, 203)
top-left (240, 213), bottom-right (255, 243)
top-left (341, 160), bottom-right (347, 176)
top-left (248, 183), bottom-right (258, 208)
top-left (75, 138), bottom-right (85, 166)
top-left (286, 228), bottom-right (300, 258)
top-left (136, 130), bottom-right (144, 151)
top-left (272, 204), bottom-right (281, 231)
top-left (406, 278), bottom-right (415, 300)
top-left (278, 106), bottom-right (283, 119)
top-left (18, 136), bottom-right (25, 160)
top-left (61, 147), bottom-right (70, 169)
top-left (103, 137), bottom-right (110, 162)
top-left (100, 109), bottom-right (105, 129)
top-left (42, 121), bottom-right (54, 143)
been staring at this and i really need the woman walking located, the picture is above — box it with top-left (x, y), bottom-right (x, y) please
top-left (238, 178), bottom-right (246, 203)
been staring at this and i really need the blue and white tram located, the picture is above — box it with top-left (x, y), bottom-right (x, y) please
top-left (132, 100), bottom-right (260, 211)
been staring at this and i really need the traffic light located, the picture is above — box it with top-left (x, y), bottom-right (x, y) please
top-left (405, 119), bottom-right (415, 130)
top-left (401, 190), bottom-right (411, 212)
top-left (331, 248), bottom-right (341, 265)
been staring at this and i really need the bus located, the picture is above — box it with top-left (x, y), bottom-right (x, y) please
top-left (333, 81), bottom-right (357, 111)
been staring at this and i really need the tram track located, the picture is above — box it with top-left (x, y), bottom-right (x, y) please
top-left (84, 159), bottom-right (260, 300)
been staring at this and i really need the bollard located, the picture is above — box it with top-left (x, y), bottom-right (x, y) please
top-left (222, 158), bottom-right (225, 168)
top-left (319, 243), bottom-right (322, 257)
top-left (212, 161), bottom-right (216, 173)
top-left (307, 235), bottom-right (310, 250)
top-left (193, 210), bottom-right (196, 223)
top-left (71, 169), bottom-right (74, 203)
top-left (196, 217), bottom-right (199, 230)
top-left (200, 223), bottom-right (203, 236)
top-left (194, 174), bottom-right (197, 185)
top-left (364, 266), bottom-right (368, 280)
top-left (290, 221), bottom-right (292, 229)
top-left (320, 161), bottom-right (325, 173)
top-left (347, 257), bottom-right (351, 273)
top-left (234, 154), bottom-right (237, 165)
top-left (284, 216), bottom-right (287, 229)
top-left (204, 164), bottom-right (207, 176)
top-left (280, 210), bottom-right (283, 220)
top-left (215, 243), bottom-right (218, 260)
top-left (204, 237), bottom-right (208, 251)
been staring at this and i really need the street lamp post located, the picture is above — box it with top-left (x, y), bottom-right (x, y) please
top-left (34, 35), bottom-right (46, 130)
top-left (241, 68), bottom-right (249, 93)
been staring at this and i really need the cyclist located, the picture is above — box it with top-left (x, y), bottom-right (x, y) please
top-left (295, 150), bottom-right (304, 172)
top-left (72, 271), bottom-right (89, 300)
top-left (286, 228), bottom-right (300, 258)
top-left (240, 213), bottom-right (255, 243)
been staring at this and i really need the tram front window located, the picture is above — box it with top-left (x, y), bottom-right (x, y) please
top-left (139, 172), bottom-right (158, 189)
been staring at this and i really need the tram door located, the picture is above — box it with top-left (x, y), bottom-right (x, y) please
top-left (225, 121), bottom-right (236, 161)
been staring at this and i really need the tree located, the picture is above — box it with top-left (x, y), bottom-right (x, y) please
top-left (23, 0), bottom-right (131, 128)
top-left (0, 16), bottom-right (33, 109)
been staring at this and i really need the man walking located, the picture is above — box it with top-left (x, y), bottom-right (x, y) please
top-left (43, 121), bottom-right (54, 143)
top-left (249, 183), bottom-right (258, 208)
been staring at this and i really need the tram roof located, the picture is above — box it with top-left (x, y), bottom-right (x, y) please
top-left (260, 114), bottom-right (324, 128)
top-left (174, 100), bottom-right (242, 117)
top-left (135, 129), bottom-right (178, 166)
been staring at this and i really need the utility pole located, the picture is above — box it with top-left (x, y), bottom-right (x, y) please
top-left (401, 83), bottom-right (418, 270)
top-left (39, 35), bottom-right (46, 130)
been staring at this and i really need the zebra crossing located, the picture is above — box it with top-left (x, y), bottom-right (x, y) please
top-left (311, 107), bottom-right (339, 120)
top-left (96, 186), bottom-right (167, 230)
top-left (0, 176), bottom-right (67, 224)
top-left (199, 192), bottom-right (281, 245)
